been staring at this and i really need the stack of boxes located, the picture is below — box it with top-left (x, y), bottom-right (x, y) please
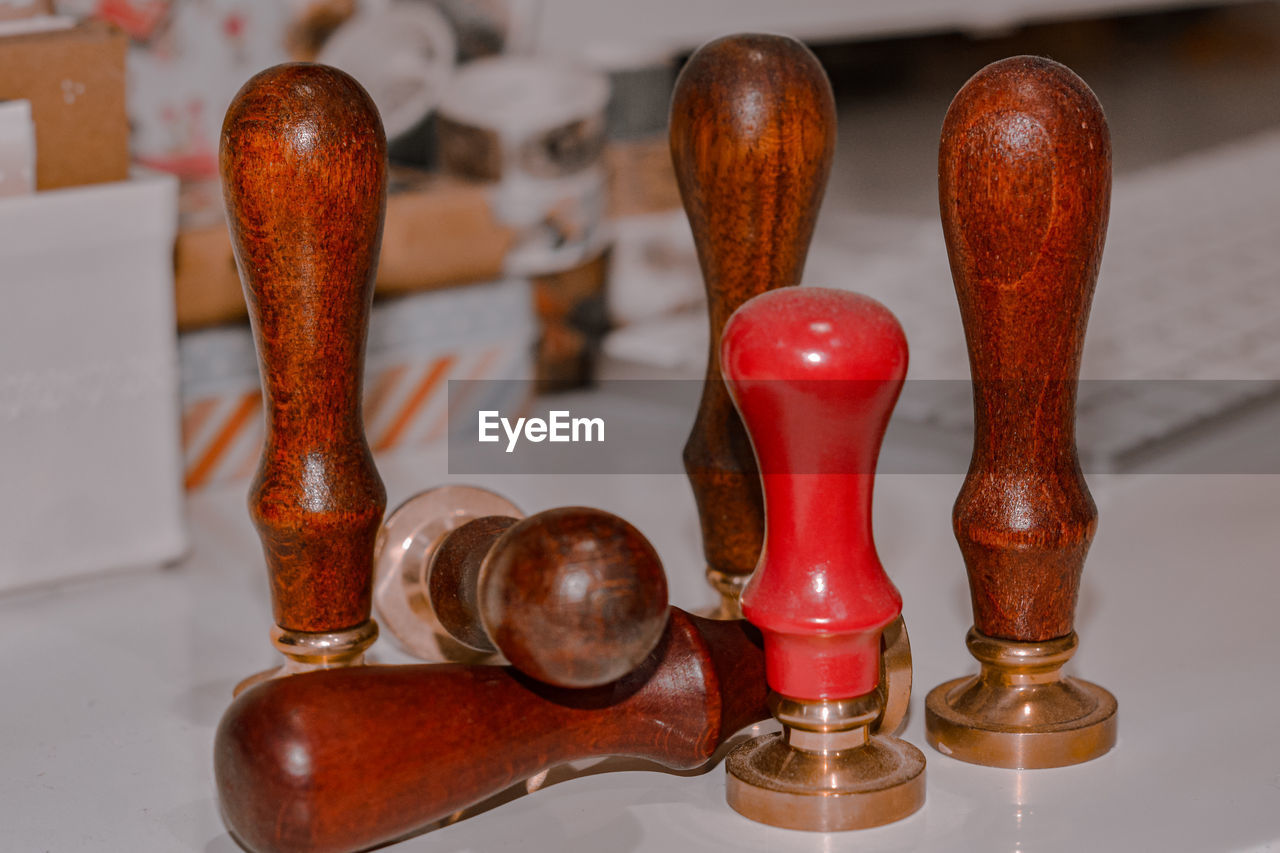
top-left (0, 14), bottom-right (183, 590)
top-left (0, 3), bottom-right (677, 589)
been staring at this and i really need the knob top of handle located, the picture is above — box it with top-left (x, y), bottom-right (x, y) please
top-left (434, 507), bottom-right (671, 689)
top-left (222, 63), bottom-right (387, 258)
top-left (723, 287), bottom-right (908, 387)
top-left (940, 55), bottom-right (1109, 379)
top-left (723, 288), bottom-right (908, 479)
top-left (670, 33), bottom-right (836, 328)
top-left (670, 32), bottom-right (835, 179)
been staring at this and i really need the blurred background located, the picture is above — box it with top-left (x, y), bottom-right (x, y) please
top-left (1, 0), bottom-right (1278, 591)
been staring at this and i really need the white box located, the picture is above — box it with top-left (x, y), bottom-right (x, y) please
top-left (0, 172), bottom-right (185, 591)
top-left (0, 98), bottom-right (34, 197)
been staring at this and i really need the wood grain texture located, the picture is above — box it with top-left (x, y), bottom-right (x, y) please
top-left (215, 610), bottom-right (767, 853)
top-left (671, 34), bottom-right (836, 589)
top-left (939, 56), bottom-right (1110, 641)
top-left (221, 63), bottom-right (388, 632)
top-left (427, 508), bottom-right (670, 688)
top-left (478, 507), bottom-right (670, 688)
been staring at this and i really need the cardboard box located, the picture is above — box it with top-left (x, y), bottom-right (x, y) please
top-left (0, 172), bottom-right (185, 592)
top-left (0, 2), bottom-right (52, 21)
top-left (605, 135), bottom-right (681, 218)
top-left (175, 174), bottom-right (515, 330)
top-left (0, 20), bottom-right (128, 190)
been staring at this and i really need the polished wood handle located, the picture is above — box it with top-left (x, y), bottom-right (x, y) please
top-left (221, 63), bottom-right (388, 633)
top-left (428, 507), bottom-right (670, 688)
top-left (723, 288), bottom-right (908, 700)
top-left (939, 56), bottom-right (1110, 641)
top-left (671, 34), bottom-right (836, 600)
top-left (215, 610), bottom-right (767, 853)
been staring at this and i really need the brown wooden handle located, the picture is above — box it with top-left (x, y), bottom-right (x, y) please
top-left (221, 63), bottom-right (388, 633)
top-left (215, 610), bottom-right (767, 853)
top-left (428, 507), bottom-right (671, 689)
top-left (939, 56), bottom-right (1110, 641)
top-left (671, 34), bottom-right (836, 588)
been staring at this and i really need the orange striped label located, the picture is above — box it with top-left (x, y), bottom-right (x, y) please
top-left (184, 391), bottom-right (261, 490)
top-left (183, 345), bottom-right (528, 490)
top-left (372, 355), bottom-right (456, 452)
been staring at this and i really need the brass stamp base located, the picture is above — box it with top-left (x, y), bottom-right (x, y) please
top-left (372, 485), bottom-right (521, 660)
top-left (726, 732), bottom-right (926, 831)
top-left (233, 620), bottom-right (379, 696)
top-left (704, 567), bottom-right (748, 620)
top-left (726, 694), bottom-right (926, 831)
top-left (924, 629), bottom-right (1117, 769)
top-left (876, 615), bottom-right (912, 737)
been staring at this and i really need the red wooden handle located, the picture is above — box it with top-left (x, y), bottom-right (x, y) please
top-left (939, 56), bottom-right (1110, 641)
top-left (671, 34), bottom-right (836, 589)
top-left (215, 610), bottom-right (766, 853)
top-left (722, 288), bottom-right (908, 700)
top-left (221, 63), bottom-right (388, 633)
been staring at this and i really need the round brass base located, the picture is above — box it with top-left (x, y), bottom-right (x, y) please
top-left (876, 615), bottom-right (912, 737)
top-left (703, 567), bottom-right (748, 620)
top-left (924, 630), bottom-right (1117, 769)
top-left (925, 676), bottom-right (1116, 768)
top-left (233, 620), bottom-right (380, 696)
top-left (372, 485), bottom-right (521, 660)
top-left (725, 732), bottom-right (926, 831)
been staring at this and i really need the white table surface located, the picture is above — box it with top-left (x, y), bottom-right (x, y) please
top-left (5, 388), bottom-right (1280, 853)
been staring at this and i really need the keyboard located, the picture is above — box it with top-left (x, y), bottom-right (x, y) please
top-left (606, 130), bottom-right (1280, 472)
